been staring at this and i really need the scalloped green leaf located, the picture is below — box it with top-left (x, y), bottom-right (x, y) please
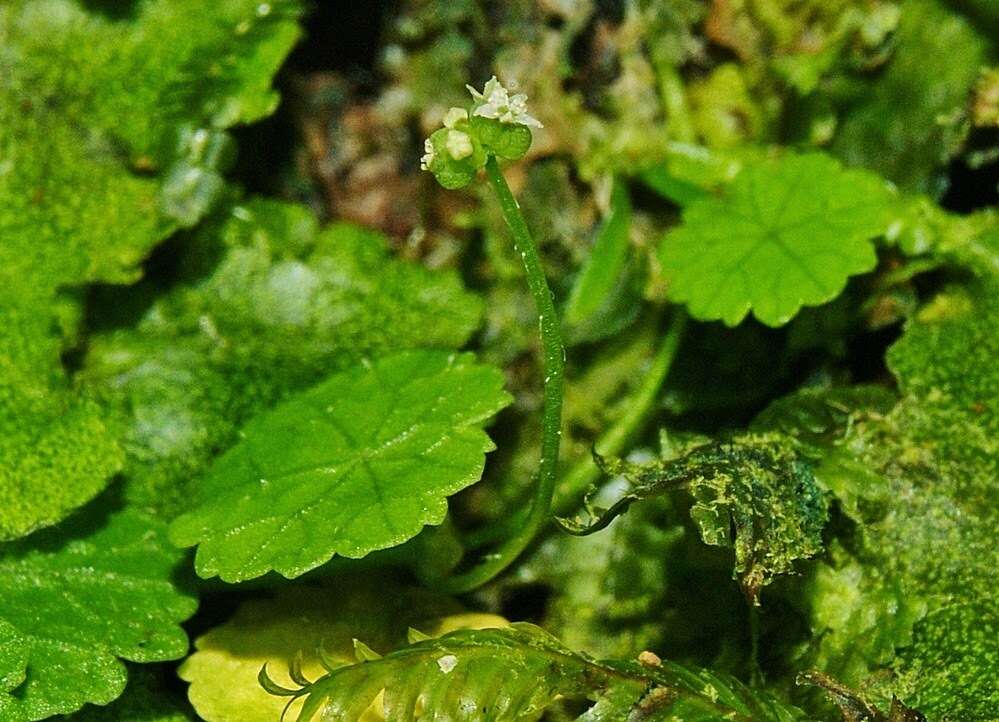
top-left (169, 350), bottom-right (511, 582)
top-left (0, 621), bottom-right (28, 700)
top-left (659, 152), bottom-right (893, 327)
top-left (0, 505), bottom-right (196, 721)
top-left (83, 200), bottom-right (484, 518)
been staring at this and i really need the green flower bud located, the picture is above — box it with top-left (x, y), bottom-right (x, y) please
top-left (422, 126), bottom-right (486, 189)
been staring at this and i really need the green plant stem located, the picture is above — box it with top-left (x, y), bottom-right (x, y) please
top-left (555, 309), bottom-right (686, 515)
top-left (464, 309), bottom-right (686, 550)
top-left (438, 155), bottom-right (566, 593)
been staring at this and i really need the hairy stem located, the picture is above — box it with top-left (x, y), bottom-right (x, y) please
top-left (439, 155), bottom-right (566, 592)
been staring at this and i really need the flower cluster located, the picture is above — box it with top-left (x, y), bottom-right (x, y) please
top-left (421, 76), bottom-right (539, 189)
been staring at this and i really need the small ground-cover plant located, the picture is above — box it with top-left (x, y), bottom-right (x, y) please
top-left (1, 1), bottom-right (996, 721)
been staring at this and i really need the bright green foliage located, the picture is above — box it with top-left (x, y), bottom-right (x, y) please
top-left (0, 0), bottom-right (301, 293)
top-left (867, 281), bottom-right (999, 717)
top-left (0, 622), bottom-right (27, 702)
top-left (831, 0), bottom-right (989, 193)
top-left (0, 506), bottom-right (196, 721)
top-left (891, 603), bottom-right (998, 721)
top-left (789, 279), bottom-right (999, 716)
top-left (0, 0), bottom-right (300, 541)
top-left (560, 435), bottom-right (828, 603)
top-left (887, 287), bottom-right (999, 439)
top-left (879, 284), bottom-right (999, 603)
top-left (169, 350), bottom-right (511, 581)
top-left (0, 310), bottom-right (123, 540)
top-left (83, 200), bottom-right (483, 515)
top-left (0, 393), bottom-right (120, 542)
top-left (794, 544), bottom-right (926, 689)
top-left (3, 0), bottom-right (997, 719)
top-left (0, 0), bottom-right (302, 253)
top-left (62, 666), bottom-right (195, 722)
top-left (659, 153), bottom-right (894, 326)
top-left (268, 623), bottom-right (810, 722)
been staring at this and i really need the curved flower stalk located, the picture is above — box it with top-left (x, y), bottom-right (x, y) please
top-left (422, 77), bottom-right (562, 592)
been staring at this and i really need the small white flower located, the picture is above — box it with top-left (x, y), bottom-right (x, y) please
top-left (443, 107), bottom-right (469, 128)
top-left (466, 75), bottom-right (543, 128)
top-left (445, 130), bottom-right (474, 160)
top-left (420, 138), bottom-right (435, 171)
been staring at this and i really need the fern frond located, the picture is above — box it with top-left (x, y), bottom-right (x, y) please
top-left (261, 623), bottom-right (811, 721)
